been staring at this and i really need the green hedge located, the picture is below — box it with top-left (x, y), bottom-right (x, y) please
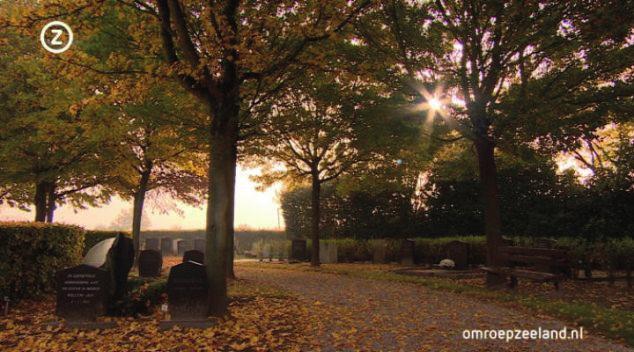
top-left (302, 236), bottom-right (634, 270)
top-left (313, 236), bottom-right (487, 264)
top-left (84, 230), bottom-right (130, 254)
top-left (0, 222), bottom-right (85, 300)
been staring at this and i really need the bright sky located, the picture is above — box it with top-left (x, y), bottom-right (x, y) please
top-left (0, 167), bottom-right (284, 230)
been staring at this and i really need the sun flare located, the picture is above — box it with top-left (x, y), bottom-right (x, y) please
top-left (428, 97), bottom-right (443, 111)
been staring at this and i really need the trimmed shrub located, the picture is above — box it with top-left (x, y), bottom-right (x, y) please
top-left (84, 230), bottom-right (130, 254)
top-left (0, 222), bottom-right (85, 300)
top-left (320, 236), bottom-right (633, 270)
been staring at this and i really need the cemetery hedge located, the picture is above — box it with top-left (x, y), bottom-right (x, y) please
top-left (0, 222), bottom-right (84, 300)
top-left (84, 230), bottom-right (130, 254)
top-left (307, 237), bottom-right (488, 265)
top-left (297, 236), bottom-right (634, 270)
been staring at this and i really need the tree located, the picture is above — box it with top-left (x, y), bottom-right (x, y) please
top-left (8, 0), bottom-right (372, 314)
top-left (0, 21), bottom-right (118, 222)
top-left (107, 80), bottom-right (207, 258)
top-left (359, 0), bottom-right (633, 285)
top-left (249, 71), bottom-right (414, 265)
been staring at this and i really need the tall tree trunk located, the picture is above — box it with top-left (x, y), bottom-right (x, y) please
top-left (206, 106), bottom-right (239, 316)
top-left (226, 142), bottom-right (237, 279)
top-left (132, 169), bottom-right (151, 260)
top-left (474, 136), bottom-right (504, 287)
top-left (34, 181), bottom-right (48, 222)
top-left (310, 170), bottom-right (321, 267)
top-left (45, 182), bottom-right (56, 223)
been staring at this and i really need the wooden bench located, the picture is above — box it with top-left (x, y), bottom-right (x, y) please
top-left (482, 246), bottom-right (570, 290)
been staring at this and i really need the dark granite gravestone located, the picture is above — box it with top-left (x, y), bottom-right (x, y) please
top-left (372, 239), bottom-right (388, 264)
top-left (290, 239), bottom-right (307, 262)
top-left (145, 238), bottom-right (160, 251)
top-left (159, 261), bottom-right (212, 329)
top-left (53, 234), bottom-right (134, 329)
top-left (445, 240), bottom-right (469, 270)
top-left (161, 237), bottom-right (176, 256)
top-left (110, 236), bottom-right (135, 301)
top-left (399, 239), bottom-right (415, 266)
top-left (138, 250), bottom-right (163, 278)
top-left (177, 240), bottom-right (193, 257)
top-left (194, 238), bottom-right (206, 252)
top-left (183, 250), bottom-right (205, 264)
top-left (55, 265), bottom-right (113, 329)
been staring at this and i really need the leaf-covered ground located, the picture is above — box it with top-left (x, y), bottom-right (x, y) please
top-left (239, 263), bottom-right (633, 352)
top-left (0, 279), bottom-right (313, 351)
top-left (1, 261), bottom-right (631, 351)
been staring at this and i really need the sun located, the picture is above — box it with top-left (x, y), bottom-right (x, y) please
top-left (428, 97), bottom-right (443, 111)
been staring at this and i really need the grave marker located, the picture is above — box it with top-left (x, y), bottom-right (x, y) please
top-left (372, 239), bottom-right (388, 264)
top-left (399, 239), bottom-right (415, 266)
top-left (290, 239), bottom-right (307, 262)
top-left (138, 250), bottom-right (162, 278)
top-left (183, 249), bottom-right (205, 264)
top-left (319, 242), bottom-right (338, 264)
top-left (160, 261), bottom-right (212, 329)
top-left (55, 265), bottom-right (113, 329)
top-left (145, 238), bottom-right (160, 251)
top-left (161, 237), bottom-right (176, 256)
top-left (177, 240), bottom-right (194, 257)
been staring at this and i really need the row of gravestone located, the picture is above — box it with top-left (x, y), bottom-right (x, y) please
top-left (55, 235), bottom-right (210, 329)
top-left (289, 238), bottom-right (469, 269)
top-left (144, 238), bottom-right (206, 257)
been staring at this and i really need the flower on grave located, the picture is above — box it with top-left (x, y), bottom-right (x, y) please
top-left (439, 259), bottom-right (455, 268)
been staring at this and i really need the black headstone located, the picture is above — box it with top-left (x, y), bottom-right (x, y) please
top-left (183, 250), bottom-right (205, 264)
top-left (290, 239), bottom-right (307, 261)
top-left (111, 236), bottom-right (134, 300)
top-left (55, 265), bottom-right (109, 322)
top-left (446, 241), bottom-right (469, 270)
top-left (138, 250), bottom-right (163, 278)
top-left (166, 261), bottom-right (209, 321)
top-left (399, 239), bottom-right (415, 266)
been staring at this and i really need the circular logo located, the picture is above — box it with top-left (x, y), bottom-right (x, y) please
top-left (40, 21), bottom-right (74, 54)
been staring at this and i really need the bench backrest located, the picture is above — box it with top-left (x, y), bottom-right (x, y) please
top-left (499, 246), bottom-right (569, 269)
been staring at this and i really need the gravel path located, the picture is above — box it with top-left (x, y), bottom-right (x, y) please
top-left (238, 265), bottom-right (632, 352)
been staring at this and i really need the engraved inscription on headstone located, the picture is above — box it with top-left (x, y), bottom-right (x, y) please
top-left (55, 265), bottom-right (108, 322)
